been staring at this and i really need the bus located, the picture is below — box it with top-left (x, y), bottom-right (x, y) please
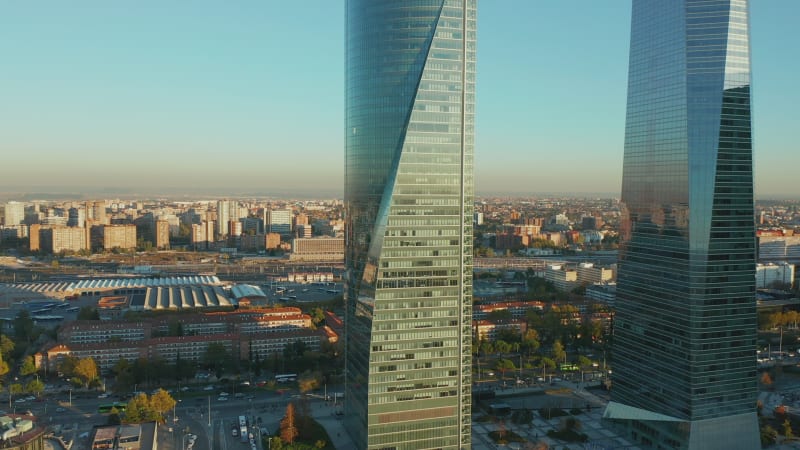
top-left (559, 363), bottom-right (579, 372)
top-left (98, 402), bottom-right (127, 413)
top-left (275, 373), bottom-right (297, 383)
top-left (238, 416), bottom-right (248, 443)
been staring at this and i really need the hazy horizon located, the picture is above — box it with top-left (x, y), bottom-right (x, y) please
top-left (1, 2), bottom-right (797, 197)
top-left (1, 184), bottom-right (797, 204)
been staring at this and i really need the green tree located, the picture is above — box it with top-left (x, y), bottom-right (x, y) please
top-left (266, 437), bottom-right (285, 450)
top-left (522, 329), bottom-right (541, 355)
top-left (9, 383), bottom-right (23, 400)
top-left (298, 372), bottom-right (321, 394)
top-left (108, 407), bottom-right (122, 425)
top-left (124, 392), bottom-right (160, 423)
top-left (494, 359), bottom-right (516, 379)
top-left (576, 356), bottom-right (593, 368)
top-left (167, 320), bottom-right (184, 337)
top-left (203, 343), bottom-right (232, 378)
top-left (77, 307), bottom-right (100, 320)
top-left (13, 310), bottom-right (34, 342)
top-left (495, 340), bottom-right (512, 357)
top-left (174, 353), bottom-right (196, 381)
top-left (124, 393), bottom-right (147, 423)
top-left (150, 389), bottom-right (177, 420)
top-left (761, 424), bottom-right (778, 446)
top-left (0, 335), bottom-right (15, 358)
top-left (0, 353), bottom-right (9, 379)
top-left (59, 355), bottom-right (79, 377)
top-left (540, 357), bottom-right (556, 371)
top-left (20, 355), bottom-right (37, 376)
top-left (310, 308), bottom-right (325, 327)
top-left (25, 379), bottom-right (44, 396)
top-left (552, 340), bottom-right (566, 364)
top-left (74, 357), bottom-right (99, 388)
top-left (284, 340), bottom-right (309, 359)
top-left (784, 419), bottom-right (794, 439)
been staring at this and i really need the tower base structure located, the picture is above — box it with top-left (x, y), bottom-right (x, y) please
top-left (603, 402), bottom-right (760, 450)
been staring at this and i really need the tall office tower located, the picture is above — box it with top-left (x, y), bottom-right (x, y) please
top-left (605, 1), bottom-right (759, 448)
top-left (293, 212), bottom-right (309, 228)
top-left (265, 209), bottom-right (292, 236)
top-left (3, 201), bottom-right (25, 226)
top-left (216, 200), bottom-right (237, 238)
top-left (344, 1), bottom-right (475, 448)
top-left (88, 201), bottom-right (108, 225)
top-left (155, 220), bottom-right (170, 250)
top-left (67, 207), bottom-right (86, 228)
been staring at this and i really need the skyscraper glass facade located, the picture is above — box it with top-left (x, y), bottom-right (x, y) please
top-left (606, 1), bottom-right (759, 448)
top-left (344, 0), bottom-right (475, 448)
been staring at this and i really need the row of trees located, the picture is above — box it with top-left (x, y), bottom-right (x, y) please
top-left (116, 389), bottom-right (177, 424)
top-left (59, 355), bottom-right (99, 388)
top-left (760, 309), bottom-right (800, 331)
top-left (474, 307), bottom-right (608, 361)
top-left (103, 339), bottom-right (340, 393)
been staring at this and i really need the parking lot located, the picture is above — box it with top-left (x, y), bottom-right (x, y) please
top-left (255, 282), bottom-right (343, 306)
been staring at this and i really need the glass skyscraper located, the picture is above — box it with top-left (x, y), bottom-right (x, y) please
top-left (605, 1), bottom-right (759, 448)
top-left (344, 0), bottom-right (475, 448)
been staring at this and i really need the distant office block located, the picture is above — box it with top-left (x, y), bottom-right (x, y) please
top-left (40, 226), bottom-right (87, 253)
top-left (265, 209), bottom-right (292, 236)
top-left (67, 207), bottom-right (86, 227)
top-left (192, 220), bottom-right (215, 250)
top-left (576, 262), bottom-right (614, 285)
top-left (88, 201), bottom-right (108, 225)
top-left (241, 217), bottom-right (261, 235)
top-left (296, 224), bottom-right (312, 238)
top-left (758, 235), bottom-right (800, 261)
top-left (756, 262), bottom-right (795, 289)
top-left (155, 220), bottom-right (170, 250)
top-left (293, 213), bottom-right (309, 228)
top-left (98, 224), bottom-right (137, 251)
top-left (229, 220), bottom-right (242, 237)
top-left (545, 264), bottom-right (578, 292)
top-left (291, 237), bottom-right (343, 261)
top-left (265, 233), bottom-right (281, 250)
top-left (2, 201), bottom-right (25, 227)
top-left (29, 224), bottom-right (41, 251)
top-left (216, 200), bottom-right (239, 237)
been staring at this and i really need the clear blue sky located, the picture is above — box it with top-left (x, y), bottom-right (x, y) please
top-left (0, 1), bottom-right (796, 198)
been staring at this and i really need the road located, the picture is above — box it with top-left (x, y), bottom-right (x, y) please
top-left (17, 385), bottom-right (353, 450)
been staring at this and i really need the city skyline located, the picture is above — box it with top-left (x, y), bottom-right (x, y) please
top-left (1, 1), bottom-right (797, 198)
